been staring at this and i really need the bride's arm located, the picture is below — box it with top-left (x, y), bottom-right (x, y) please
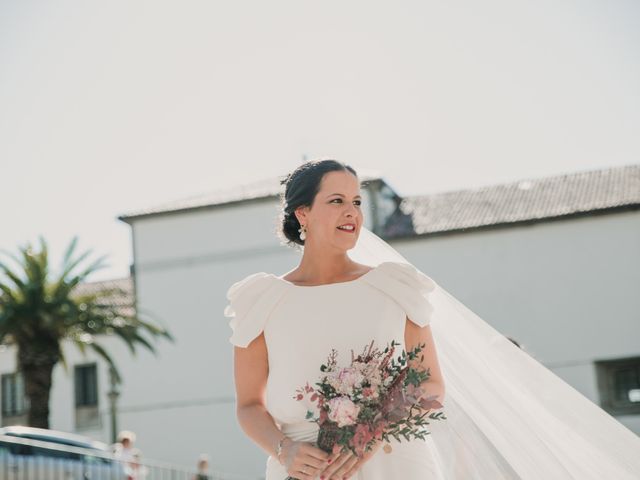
top-left (404, 320), bottom-right (446, 409)
top-left (233, 333), bottom-right (289, 459)
top-left (233, 333), bottom-right (330, 478)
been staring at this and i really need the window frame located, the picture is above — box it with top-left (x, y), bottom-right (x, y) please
top-left (1, 371), bottom-right (28, 418)
top-left (74, 363), bottom-right (99, 408)
top-left (595, 356), bottom-right (640, 416)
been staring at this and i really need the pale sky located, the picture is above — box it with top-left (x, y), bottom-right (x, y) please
top-left (1, 0), bottom-right (638, 281)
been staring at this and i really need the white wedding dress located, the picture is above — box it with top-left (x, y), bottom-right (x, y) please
top-left (225, 257), bottom-right (640, 479)
top-left (225, 261), bottom-right (447, 479)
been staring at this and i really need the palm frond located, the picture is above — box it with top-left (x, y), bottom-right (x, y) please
top-left (61, 236), bottom-right (79, 271)
top-left (0, 259), bottom-right (26, 292)
top-left (59, 254), bottom-right (110, 293)
top-left (88, 341), bottom-right (122, 384)
top-left (1, 235), bottom-right (173, 402)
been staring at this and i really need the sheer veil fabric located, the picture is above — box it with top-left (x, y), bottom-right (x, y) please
top-left (347, 225), bottom-right (640, 479)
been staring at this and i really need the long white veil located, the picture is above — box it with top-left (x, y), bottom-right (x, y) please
top-left (348, 225), bottom-right (640, 479)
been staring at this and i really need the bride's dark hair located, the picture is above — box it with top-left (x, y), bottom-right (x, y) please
top-left (277, 159), bottom-right (358, 248)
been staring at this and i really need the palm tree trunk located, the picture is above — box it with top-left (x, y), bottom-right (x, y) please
top-left (17, 342), bottom-right (61, 429)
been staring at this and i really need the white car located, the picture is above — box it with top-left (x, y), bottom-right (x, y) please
top-left (0, 425), bottom-right (127, 480)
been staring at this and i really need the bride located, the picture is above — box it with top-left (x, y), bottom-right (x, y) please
top-left (224, 159), bottom-right (640, 479)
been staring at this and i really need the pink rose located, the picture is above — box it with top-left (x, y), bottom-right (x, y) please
top-left (327, 396), bottom-right (361, 427)
top-left (327, 366), bottom-right (365, 395)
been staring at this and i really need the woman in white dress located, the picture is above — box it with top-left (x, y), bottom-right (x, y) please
top-left (227, 161), bottom-right (444, 479)
top-left (225, 160), bottom-right (640, 480)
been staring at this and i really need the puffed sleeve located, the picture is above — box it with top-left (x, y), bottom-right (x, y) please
top-left (361, 261), bottom-right (437, 327)
top-left (223, 272), bottom-right (289, 348)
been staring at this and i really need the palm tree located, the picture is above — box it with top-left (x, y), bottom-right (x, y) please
top-left (0, 235), bottom-right (174, 428)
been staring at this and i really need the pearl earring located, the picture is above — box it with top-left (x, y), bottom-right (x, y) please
top-left (298, 224), bottom-right (307, 240)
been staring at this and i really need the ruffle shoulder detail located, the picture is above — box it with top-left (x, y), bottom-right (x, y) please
top-left (361, 261), bottom-right (437, 327)
top-left (223, 272), bottom-right (289, 348)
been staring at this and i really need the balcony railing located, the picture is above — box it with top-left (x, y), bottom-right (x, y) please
top-left (0, 434), bottom-right (258, 480)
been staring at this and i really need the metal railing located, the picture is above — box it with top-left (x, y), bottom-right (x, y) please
top-left (0, 435), bottom-right (258, 480)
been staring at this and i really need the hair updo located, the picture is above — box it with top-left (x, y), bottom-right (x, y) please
top-left (277, 159), bottom-right (358, 248)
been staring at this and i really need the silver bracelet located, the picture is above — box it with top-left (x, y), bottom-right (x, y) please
top-left (275, 437), bottom-right (287, 464)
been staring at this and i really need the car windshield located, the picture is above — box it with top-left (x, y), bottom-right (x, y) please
top-left (4, 432), bottom-right (102, 451)
top-left (1, 433), bottom-right (114, 464)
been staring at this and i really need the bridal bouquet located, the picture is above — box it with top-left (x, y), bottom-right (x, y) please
top-left (284, 339), bottom-right (446, 480)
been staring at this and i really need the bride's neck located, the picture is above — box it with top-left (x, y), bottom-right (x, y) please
top-left (294, 250), bottom-right (357, 283)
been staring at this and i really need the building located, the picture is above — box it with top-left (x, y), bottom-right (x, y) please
top-left (1, 163), bottom-right (638, 478)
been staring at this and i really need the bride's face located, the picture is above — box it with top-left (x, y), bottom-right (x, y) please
top-left (296, 170), bottom-right (363, 250)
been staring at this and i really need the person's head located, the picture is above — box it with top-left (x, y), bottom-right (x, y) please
top-left (278, 159), bottom-right (362, 252)
top-left (197, 453), bottom-right (210, 471)
top-left (117, 430), bottom-right (136, 447)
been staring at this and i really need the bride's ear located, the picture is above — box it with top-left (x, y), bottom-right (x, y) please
top-left (294, 205), bottom-right (310, 224)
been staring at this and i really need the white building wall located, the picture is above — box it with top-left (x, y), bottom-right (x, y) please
top-left (395, 208), bottom-right (640, 434)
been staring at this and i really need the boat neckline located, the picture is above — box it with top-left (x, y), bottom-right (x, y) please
top-left (273, 263), bottom-right (382, 288)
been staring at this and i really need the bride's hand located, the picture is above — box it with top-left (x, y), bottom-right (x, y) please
top-left (319, 441), bottom-right (383, 480)
top-left (279, 437), bottom-right (330, 480)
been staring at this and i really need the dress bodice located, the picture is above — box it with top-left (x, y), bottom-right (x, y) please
top-left (223, 261), bottom-right (437, 429)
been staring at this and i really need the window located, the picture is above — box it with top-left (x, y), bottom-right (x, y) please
top-left (74, 363), bottom-right (98, 408)
top-left (74, 363), bottom-right (101, 430)
top-left (595, 356), bottom-right (640, 416)
top-left (1, 372), bottom-right (27, 418)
